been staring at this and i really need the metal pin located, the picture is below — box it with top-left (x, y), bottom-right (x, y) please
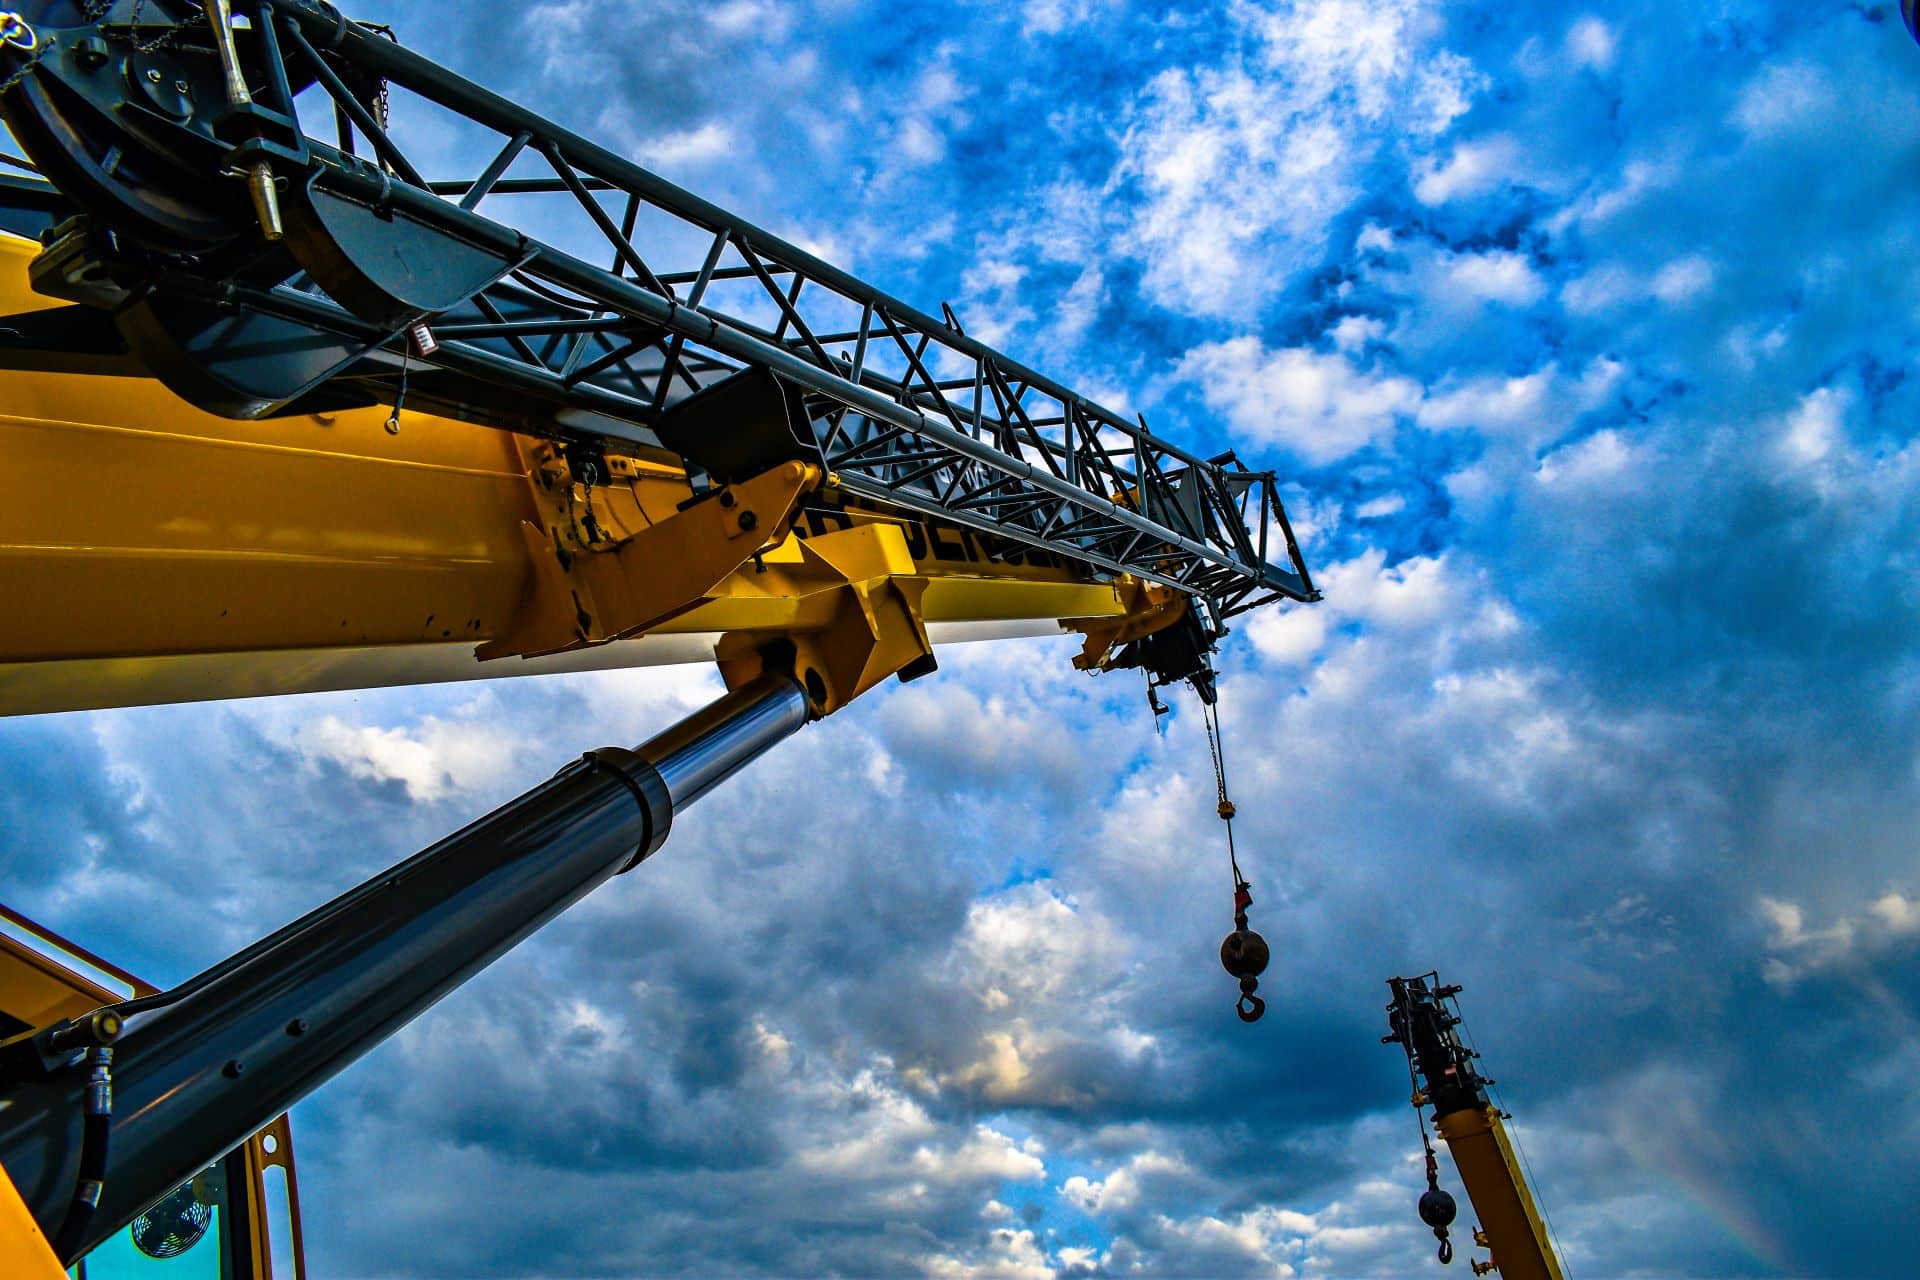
top-left (203, 0), bottom-right (283, 241)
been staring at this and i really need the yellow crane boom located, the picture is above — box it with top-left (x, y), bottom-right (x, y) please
top-left (1384, 974), bottom-right (1566, 1280)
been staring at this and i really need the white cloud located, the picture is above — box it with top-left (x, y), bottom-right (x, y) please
top-left (1248, 605), bottom-right (1331, 667)
top-left (1329, 314), bottom-right (1386, 351)
top-left (1871, 893), bottom-right (1920, 934)
top-left (637, 121), bottom-right (732, 169)
top-left (1651, 255), bottom-right (1715, 304)
top-left (1563, 256), bottom-right (1714, 313)
top-left (958, 885), bottom-right (1121, 1003)
top-left (913, 1124), bottom-right (1047, 1185)
top-left (1320, 549), bottom-right (1464, 630)
top-left (1535, 428), bottom-right (1638, 488)
top-left (291, 711), bottom-right (519, 804)
top-left (1776, 386), bottom-right (1847, 468)
top-left (1418, 367), bottom-right (1557, 434)
top-left (1566, 17), bottom-right (1616, 72)
top-left (922, 1227), bottom-right (1054, 1280)
top-left (1117, 0), bottom-right (1481, 317)
top-left (1059, 1150), bottom-right (1189, 1214)
top-left (1561, 263), bottom-right (1639, 315)
top-left (1732, 62), bottom-right (1833, 139)
top-left (1177, 336), bottom-right (1420, 463)
top-left (1016, 0), bottom-right (1114, 35)
top-left (1444, 248), bottom-right (1546, 306)
top-left (1548, 154), bottom-right (1683, 235)
top-left (1355, 221), bottom-right (1397, 254)
top-left (1414, 135), bottom-right (1521, 204)
top-left (1417, 359), bottom-right (1620, 441)
top-left (1247, 547), bottom-right (1520, 678)
top-left (1760, 890), bottom-right (1920, 985)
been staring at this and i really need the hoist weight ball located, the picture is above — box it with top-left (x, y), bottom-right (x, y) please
top-left (1219, 928), bottom-right (1270, 980)
top-left (1418, 1187), bottom-right (1457, 1230)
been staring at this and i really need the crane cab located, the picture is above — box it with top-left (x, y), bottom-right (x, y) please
top-left (0, 904), bottom-right (305, 1280)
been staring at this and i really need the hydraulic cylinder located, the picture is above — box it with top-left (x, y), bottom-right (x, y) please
top-left (0, 674), bottom-right (808, 1258)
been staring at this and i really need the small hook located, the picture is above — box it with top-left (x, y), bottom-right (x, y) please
top-left (1235, 986), bottom-right (1264, 1023)
top-left (1437, 1235), bottom-right (1453, 1265)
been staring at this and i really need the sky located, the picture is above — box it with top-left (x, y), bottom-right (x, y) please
top-left (4, 0), bottom-right (1920, 1276)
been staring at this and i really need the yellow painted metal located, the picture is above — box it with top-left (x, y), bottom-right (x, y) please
top-left (1435, 1106), bottom-right (1565, 1280)
top-left (0, 1160), bottom-right (64, 1280)
top-left (718, 520), bottom-right (935, 714)
top-left (1069, 579), bottom-right (1189, 670)
top-left (239, 1114), bottom-right (306, 1280)
top-left (0, 903), bottom-right (154, 1023)
top-left (0, 229), bottom-right (1141, 716)
top-left (481, 453), bottom-right (823, 659)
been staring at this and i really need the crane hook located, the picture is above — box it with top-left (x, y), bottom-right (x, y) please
top-left (1419, 1152), bottom-right (1458, 1265)
top-left (1220, 881), bottom-right (1269, 1023)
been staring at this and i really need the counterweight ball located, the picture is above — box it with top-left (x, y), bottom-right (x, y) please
top-left (1219, 928), bottom-right (1270, 980)
top-left (1418, 1187), bottom-right (1457, 1230)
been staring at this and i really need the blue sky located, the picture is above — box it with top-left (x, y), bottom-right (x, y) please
top-left (5, 0), bottom-right (1920, 1276)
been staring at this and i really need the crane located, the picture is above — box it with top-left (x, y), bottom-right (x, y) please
top-left (0, 1), bottom-right (1317, 1274)
top-left (1383, 974), bottom-right (1566, 1280)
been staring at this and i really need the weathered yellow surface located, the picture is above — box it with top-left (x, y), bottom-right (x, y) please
top-left (1436, 1107), bottom-right (1566, 1280)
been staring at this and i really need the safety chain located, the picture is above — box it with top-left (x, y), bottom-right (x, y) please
top-left (0, 2), bottom-right (208, 100)
top-left (0, 11), bottom-right (45, 97)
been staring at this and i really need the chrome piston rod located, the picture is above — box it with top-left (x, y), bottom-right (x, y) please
top-left (0, 674), bottom-right (809, 1260)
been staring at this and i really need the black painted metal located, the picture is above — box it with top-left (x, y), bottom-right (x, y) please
top-left (1383, 973), bottom-right (1490, 1120)
top-left (0, 675), bottom-right (808, 1259)
top-left (0, 0), bottom-right (1316, 619)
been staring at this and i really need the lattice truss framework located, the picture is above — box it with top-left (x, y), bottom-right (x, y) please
top-left (5, 0), bottom-right (1317, 620)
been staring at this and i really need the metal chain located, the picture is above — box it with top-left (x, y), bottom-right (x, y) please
top-left (0, 2), bottom-right (207, 101)
top-left (111, 0), bottom-right (208, 56)
top-left (0, 11), bottom-right (46, 97)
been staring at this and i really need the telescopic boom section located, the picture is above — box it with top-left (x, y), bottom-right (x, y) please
top-left (0, 0), bottom-right (1314, 623)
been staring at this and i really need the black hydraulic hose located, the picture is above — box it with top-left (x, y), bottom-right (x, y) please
top-left (49, 1047), bottom-right (111, 1264)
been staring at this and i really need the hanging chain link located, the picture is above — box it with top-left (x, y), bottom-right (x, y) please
top-left (0, 11), bottom-right (45, 97)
